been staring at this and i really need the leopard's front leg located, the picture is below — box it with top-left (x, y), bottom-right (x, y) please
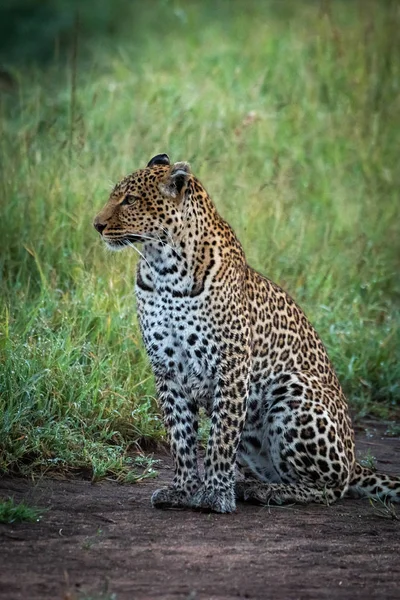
top-left (151, 376), bottom-right (201, 509)
top-left (190, 347), bottom-right (251, 514)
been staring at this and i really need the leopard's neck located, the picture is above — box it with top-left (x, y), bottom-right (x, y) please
top-left (136, 192), bottom-right (246, 296)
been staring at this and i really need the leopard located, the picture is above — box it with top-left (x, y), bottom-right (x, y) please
top-left (93, 153), bottom-right (400, 513)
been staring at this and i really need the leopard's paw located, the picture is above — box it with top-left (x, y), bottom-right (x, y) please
top-left (151, 487), bottom-right (192, 510)
top-left (189, 485), bottom-right (236, 514)
top-left (235, 480), bottom-right (246, 501)
top-left (243, 483), bottom-right (282, 505)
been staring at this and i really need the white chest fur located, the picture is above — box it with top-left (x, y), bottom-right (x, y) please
top-left (135, 248), bottom-right (218, 406)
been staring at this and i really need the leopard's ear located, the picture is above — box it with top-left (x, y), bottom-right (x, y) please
top-left (171, 162), bottom-right (191, 194)
top-left (147, 153), bottom-right (170, 168)
top-left (160, 162), bottom-right (191, 198)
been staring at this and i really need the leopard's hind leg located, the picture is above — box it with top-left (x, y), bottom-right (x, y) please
top-left (240, 373), bottom-right (353, 506)
top-left (240, 481), bottom-right (340, 505)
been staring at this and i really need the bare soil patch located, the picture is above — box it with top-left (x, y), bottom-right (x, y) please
top-left (1, 423), bottom-right (399, 600)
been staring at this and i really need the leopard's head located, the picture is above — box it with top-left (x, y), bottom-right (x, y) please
top-left (93, 154), bottom-right (192, 250)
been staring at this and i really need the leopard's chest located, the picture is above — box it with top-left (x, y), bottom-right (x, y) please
top-left (136, 285), bottom-right (218, 402)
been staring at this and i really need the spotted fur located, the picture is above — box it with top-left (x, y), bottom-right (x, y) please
top-left (94, 154), bottom-right (400, 513)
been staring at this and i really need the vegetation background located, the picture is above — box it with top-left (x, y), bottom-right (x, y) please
top-left (1, 0), bottom-right (399, 481)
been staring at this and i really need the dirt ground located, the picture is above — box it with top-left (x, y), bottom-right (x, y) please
top-left (1, 422), bottom-right (399, 600)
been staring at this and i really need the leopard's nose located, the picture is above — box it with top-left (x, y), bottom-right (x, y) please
top-left (93, 219), bottom-right (106, 235)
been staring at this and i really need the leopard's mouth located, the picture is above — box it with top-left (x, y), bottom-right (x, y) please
top-left (103, 234), bottom-right (145, 250)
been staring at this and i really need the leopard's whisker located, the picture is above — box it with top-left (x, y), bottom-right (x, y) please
top-left (159, 226), bottom-right (177, 249)
top-left (128, 233), bottom-right (180, 257)
top-left (127, 240), bottom-right (156, 277)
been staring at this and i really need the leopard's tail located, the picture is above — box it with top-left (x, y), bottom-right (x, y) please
top-left (348, 463), bottom-right (400, 503)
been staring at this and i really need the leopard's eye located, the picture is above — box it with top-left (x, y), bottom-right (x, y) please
top-left (121, 194), bottom-right (140, 206)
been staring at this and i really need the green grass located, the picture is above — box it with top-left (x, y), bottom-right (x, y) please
top-left (358, 450), bottom-right (377, 472)
top-left (1, 0), bottom-right (399, 478)
top-left (0, 497), bottom-right (44, 524)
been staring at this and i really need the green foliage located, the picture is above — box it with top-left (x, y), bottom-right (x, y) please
top-left (0, 497), bottom-right (43, 524)
top-left (358, 450), bottom-right (377, 471)
top-left (0, 0), bottom-right (399, 477)
top-left (369, 497), bottom-right (399, 521)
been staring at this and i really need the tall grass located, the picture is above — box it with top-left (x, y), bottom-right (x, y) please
top-left (1, 0), bottom-right (399, 477)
